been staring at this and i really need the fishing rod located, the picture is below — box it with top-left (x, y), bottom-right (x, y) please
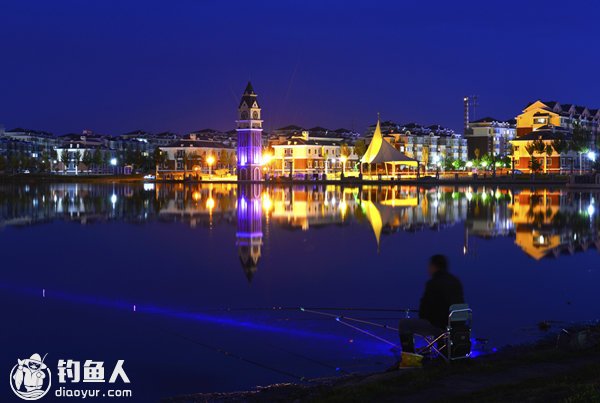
top-left (194, 306), bottom-right (419, 313)
top-left (301, 308), bottom-right (401, 332)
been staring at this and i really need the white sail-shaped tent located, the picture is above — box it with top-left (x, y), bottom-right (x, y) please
top-left (360, 120), bottom-right (418, 175)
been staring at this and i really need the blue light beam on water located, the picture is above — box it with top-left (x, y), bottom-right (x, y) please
top-left (0, 282), bottom-right (392, 356)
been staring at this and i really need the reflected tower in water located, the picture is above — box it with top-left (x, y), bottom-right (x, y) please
top-left (236, 184), bottom-right (263, 281)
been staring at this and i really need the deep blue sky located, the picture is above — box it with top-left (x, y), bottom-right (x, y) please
top-left (2, 0), bottom-right (600, 135)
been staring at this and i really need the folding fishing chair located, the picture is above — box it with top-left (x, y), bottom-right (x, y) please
top-left (415, 304), bottom-right (472, 362)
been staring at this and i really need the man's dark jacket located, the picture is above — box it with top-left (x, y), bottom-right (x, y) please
top-left (419, 270), bottom-right (464, 329)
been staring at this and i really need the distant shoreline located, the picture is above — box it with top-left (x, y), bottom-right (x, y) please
top-left (0, 173), bottom-right (575, 187)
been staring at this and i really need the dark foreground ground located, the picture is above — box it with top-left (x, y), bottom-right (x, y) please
top-left (164, 326), bottom-right (600, 403)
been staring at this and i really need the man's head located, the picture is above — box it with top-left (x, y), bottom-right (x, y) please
top-left (428, 254), bottom-right (448, 276)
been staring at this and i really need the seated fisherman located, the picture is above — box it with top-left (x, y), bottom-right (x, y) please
top-left (399, 254), bottom-right (464, 354)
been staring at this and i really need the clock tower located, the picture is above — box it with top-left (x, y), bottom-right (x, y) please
top-left (236, 82), bottom-right (263, 181)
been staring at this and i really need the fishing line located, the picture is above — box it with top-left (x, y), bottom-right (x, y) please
top-left (274, 346), bottom-right (351, 375)
top-left (301, 308), bottom-right (400, 332)
top-left (169, 330), bottom-right (310, 383)
top-left (336, 318), bottom-right (398, 347)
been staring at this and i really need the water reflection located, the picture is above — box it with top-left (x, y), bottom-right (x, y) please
top-left (0, 183), bottom-right (597, 276)
top-left (237, 185), bottom-right (263, 281)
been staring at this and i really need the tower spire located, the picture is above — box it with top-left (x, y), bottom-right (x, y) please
top-left (244, 81), bottom-right (255, 94)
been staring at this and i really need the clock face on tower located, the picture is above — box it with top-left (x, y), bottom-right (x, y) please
top-left (241, 111), bottom-right (249, 120)
top-left (252, 111), bottom-right (259, 119)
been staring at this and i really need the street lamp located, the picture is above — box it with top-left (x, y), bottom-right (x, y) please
top-left (340, 155), bottom-right (347, 176)
top-left (262, 152), bottom-right (272, 179)
top-left (110, 158), bottom-right (117, 175)
top-left (433, 155), bottom-right (440, 178)
top-left (588, 151), bottom-right (596, 162)
top-left (206, 155), bottom-right (215, 178)
top-left (262, 153), bottom-right (272, 165)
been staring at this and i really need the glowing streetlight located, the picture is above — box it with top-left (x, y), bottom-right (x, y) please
top-left (587, 203), bottom-right (595, 216)
top-left (206, 155), bottom-right (215, 178)
top-left (262, 152), bottom-right (272, 166)
top-left (587, 151), bottom-right (596, 162)
top-left (110, 158), bottom-right (118, 175)
top-left (262, 152), bottom-right (273, 178)
top-left (340, 155), bottom-right (347, 175)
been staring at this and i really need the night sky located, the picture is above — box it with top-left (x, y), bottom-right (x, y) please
top-left (2, 0), bottom-right (600, 135)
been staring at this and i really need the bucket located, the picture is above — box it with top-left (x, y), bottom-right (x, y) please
top-left (400, 352), bottom-right (423, 368)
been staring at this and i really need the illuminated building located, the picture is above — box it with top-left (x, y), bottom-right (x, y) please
top-left (270, 131), bottom-right (358, 177)
top-left (515, 100), bottom-right (600, 137)
top-left (509, 129), bottom-right (575, 173)
top-left (512, 100), bottom-right (599, 173)
top-left (465, 117), bottom-right (516, 158)
top-left (237, 82), bottom-right (263, 181)
top-left (157, 135), bottom-right (235, 180)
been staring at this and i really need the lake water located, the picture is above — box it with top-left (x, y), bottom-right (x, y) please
top-left (1, 182), bottom-right (599, 401)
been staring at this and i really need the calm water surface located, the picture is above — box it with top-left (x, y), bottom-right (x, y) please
top-left (1, 183), bottom-right (599, 400)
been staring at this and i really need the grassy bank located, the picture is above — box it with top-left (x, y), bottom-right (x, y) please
top-left (164, 327), bottom-right (600, 402)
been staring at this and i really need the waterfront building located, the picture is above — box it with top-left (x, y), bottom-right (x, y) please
top-left (465, 117), bottom-right (516, 158)
top-left (516, 100), bottom-right (600, 137)
top-left (237, 82), bottom-right (263, 181)
top-left (509, 128), bottom-right (585, 174)
top-left (157, 135), bottom-right (236, 180)
top-left (363, 120), bottom-right (401, 137)
top-left (55, 133), bottom-right (113, 174)
top-left (2, 128), bottom-right (58, 157)
top-left (269, 131), bottom-right (358, 177)
top-left (271, 125), bottom-right (305, 138)
top-left (114, 130), bottom-right (181, 152)
top-left (512, 100), bottom-right (600, 173)
top-left (188, 128), bottom-right (237, 148)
